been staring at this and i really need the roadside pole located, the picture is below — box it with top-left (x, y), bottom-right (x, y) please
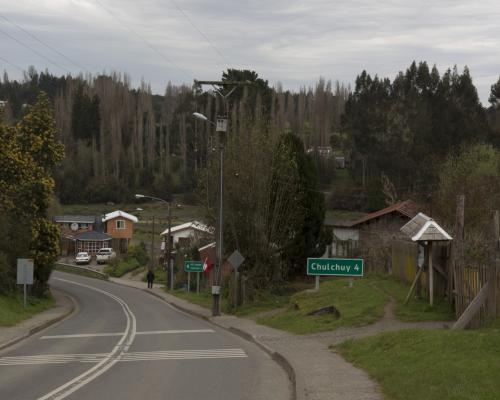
top-left (227, 250), bottom-right (245, 309)
top-left (17, 259), bottom-right (34, 309)
top-left (315, 276), bottom-right (320, 291)
top-left (185, 261), bottom-right (203, 294)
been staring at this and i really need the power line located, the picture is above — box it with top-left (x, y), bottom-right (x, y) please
top-left (93, 0), bottom-right (193, 82)
top-left (0, 13), bottom-right (91, 74)
top-left (168, 0), bottom-right (230, 66)
top-left (0, 26), bottom-right (71, 74)
top-left (0, 55), bottom-right (24, 72)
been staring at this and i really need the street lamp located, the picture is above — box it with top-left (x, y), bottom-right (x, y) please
top-left (135, 193), bottom-right (173, 290)
top-left (193, 111), bottom-right (226, 317)
top-left (193, 79), bottom-right (250, 316)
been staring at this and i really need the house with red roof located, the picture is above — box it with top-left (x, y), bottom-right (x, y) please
top-left (325, 200), bottom-right (423, 271)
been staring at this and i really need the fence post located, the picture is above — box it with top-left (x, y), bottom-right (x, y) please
top-left (449, 195), bottom-right (465, 302)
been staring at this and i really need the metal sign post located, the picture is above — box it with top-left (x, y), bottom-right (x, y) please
top-left (17, 259), bottom-right (34, 309)
top-left (184, 261), bottom-right (203, 294)
top-left (197, 272), bottom-right (200, 293)
top-left (227, 250), bottom-right (245, 308)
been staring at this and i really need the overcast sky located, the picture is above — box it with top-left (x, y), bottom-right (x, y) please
top-left (1, 0), bottom-right (499, 104)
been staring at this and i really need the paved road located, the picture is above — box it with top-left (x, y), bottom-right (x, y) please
top-left (0, 271), bottom-right (289, 400)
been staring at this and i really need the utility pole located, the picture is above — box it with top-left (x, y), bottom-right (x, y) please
top-left (193, 79), bottom-right (250, 316)
top-left (168, 201), bottom-right (173, 291)
top-left (150, 216), bottom-right (155, 271)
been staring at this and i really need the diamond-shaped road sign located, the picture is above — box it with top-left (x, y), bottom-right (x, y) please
top-left (227, 250), bottom-right (245, 270)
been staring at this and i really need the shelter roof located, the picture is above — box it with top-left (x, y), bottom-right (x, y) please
top-left (102, 210), bottom-right (138, 223)
top-left (400, 213), bottom-right (452, 242)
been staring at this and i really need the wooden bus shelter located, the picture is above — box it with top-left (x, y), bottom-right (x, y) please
top-left (400, 213), bottom-right (452, 306)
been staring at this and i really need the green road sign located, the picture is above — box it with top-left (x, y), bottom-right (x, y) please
top-left (184, 261), bottom-right (204, 273)
top-left (307, 258), bottom-right (363, 277)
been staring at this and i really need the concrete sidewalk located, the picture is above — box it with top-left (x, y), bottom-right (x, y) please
top-left (0, 289), bottom-right (75, 351)
top-left (110, 277), bottom-right (383, 400)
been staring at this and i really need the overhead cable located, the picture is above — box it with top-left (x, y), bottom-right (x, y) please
top-left (93, 0), bottom-right (193, 82)
top-left (0, 13), bottom-right (91, 74)
top-left (0, 26), bottom-right (71, 74)
top-left (0, 55), bottom-right (24, 72)
top-left (168, 0), bottom-right (230, 67)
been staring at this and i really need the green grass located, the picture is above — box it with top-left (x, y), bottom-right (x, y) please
top-left (170, 289), bottom-right (220, 310)
top-left (0, 293), bottom-right (55, 326)
top-left (103, 258), bottom-right (141, 277)
top-left (258, 276), bottom-right (389, 334)
top-left (335, 322), bottom-right (500, 400)
top-left (257, 275), bottom-right (454, 334)
top-left (54, 263), bottom-right (108, 280)
top-left (169, 286), bottom-right (297, 317)
top-left (325, 209), bottom-right (366, 221)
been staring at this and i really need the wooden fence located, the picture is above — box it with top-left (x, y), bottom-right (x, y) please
top-left (454, 264), bottom-right (498, 328)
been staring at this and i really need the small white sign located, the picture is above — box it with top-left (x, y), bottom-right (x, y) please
top-left (17, 259), bottom-right (34, 285)
top-left (211, 285), bottom-right (221, 295)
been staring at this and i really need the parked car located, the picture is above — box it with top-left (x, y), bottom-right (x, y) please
top-left (96, 248), bottom-right (116, 264)
top-left (75, 252), bottom-right (91, 265)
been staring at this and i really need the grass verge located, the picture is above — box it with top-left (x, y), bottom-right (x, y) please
top-left (258, 275), bottom-right (454, 334)
top-left (104, 258), bottom-right (140, 277)
top-left (0, 293), bottom-right (55, 326)
top-left (54, 263), bottom-right (108, 280)
top-left (335, 322), bottom-right (500, 400)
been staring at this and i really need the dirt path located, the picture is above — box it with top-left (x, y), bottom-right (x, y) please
top-left (302, 298), bottom-right (451, 346)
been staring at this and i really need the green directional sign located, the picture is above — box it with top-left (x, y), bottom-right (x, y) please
top-left (307, 258), bottom-right (364, 277)
top-left (184, 261), bottom-right (204, 273)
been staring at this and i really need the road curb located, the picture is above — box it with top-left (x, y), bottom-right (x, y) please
top-left (0, 289), bottom-right (77, 352)
top-left (228, 326), bottom-right (297, 400)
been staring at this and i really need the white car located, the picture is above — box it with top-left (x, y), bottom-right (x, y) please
top-left (96, 248), bottom-right (116, 264)
top-left (75, 252), bottom-right (91, 265)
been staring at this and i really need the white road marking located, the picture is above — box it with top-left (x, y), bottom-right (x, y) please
top-left (0, 349), bottom-right (247, 366)
top-left (136, 329), bottom-right (214, 336)
top-left (37, 278), bottom-right (137, 400)
top-left (41, 333), bottom-right (123, 339)
top-left (40, 329), bottom-right (215, 340)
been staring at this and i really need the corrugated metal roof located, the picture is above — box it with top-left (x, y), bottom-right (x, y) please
top-left (348, 200), bottom-right (420, 227)
top-left (54, 215), bottom-right (96, 223)
top-left (161, 221), bottom-right (213, 236)
top-left (75, 231), bottom-right (112, 241)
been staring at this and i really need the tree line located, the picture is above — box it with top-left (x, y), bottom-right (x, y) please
top-left (0, 68), bottom-right (348, 204)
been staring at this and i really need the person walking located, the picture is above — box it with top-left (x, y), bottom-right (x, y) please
top-left (146, 269), bottom-right (155, 289)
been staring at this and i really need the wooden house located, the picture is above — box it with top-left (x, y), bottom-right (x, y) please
top-left (326, 200), bottom-right (422, 272)
top-left (102, 210), bottom-right (139, 253)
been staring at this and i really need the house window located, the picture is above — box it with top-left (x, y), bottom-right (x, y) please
top-left (79, 223), bottom-right (88, 229)
top-left (116, 220), bottom-right (126, 230)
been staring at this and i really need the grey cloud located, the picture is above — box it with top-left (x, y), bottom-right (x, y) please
top-left (0, 0), bottom-right (499, 103)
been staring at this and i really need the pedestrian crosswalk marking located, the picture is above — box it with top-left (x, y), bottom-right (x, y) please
top-left (40, 329), bottom-right (215, 340)
top-left (0, 349), bottom-right (247, 366)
